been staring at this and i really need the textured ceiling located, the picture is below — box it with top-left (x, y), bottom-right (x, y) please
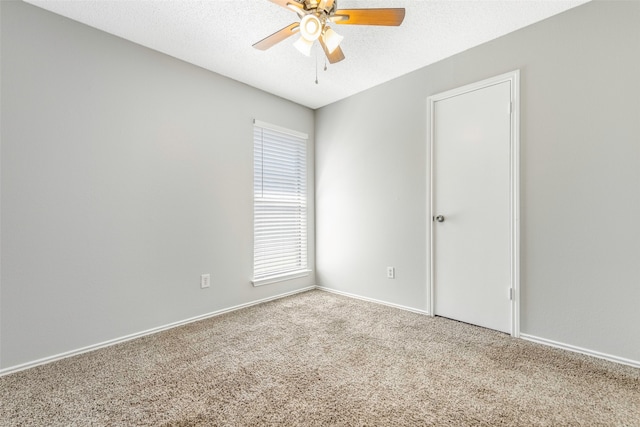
top-left (25, 0), bottom-right (589, 109)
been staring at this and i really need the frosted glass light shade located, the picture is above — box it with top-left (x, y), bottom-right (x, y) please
top-left (322, 26), bottom-right (343, 54)
top-left (293, 36), bottom-right (314, 56)
top-left (299, 15), bottom-right (322, 41)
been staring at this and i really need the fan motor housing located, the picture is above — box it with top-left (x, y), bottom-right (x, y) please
top-left (302, 0), bottom-right (337, 15)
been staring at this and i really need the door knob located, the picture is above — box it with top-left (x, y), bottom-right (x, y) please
top-left (434, 215), bottom-right (445, 223)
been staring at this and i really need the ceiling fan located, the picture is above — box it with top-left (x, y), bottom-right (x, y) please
top-left (253, 0), bottom-right (405, 64)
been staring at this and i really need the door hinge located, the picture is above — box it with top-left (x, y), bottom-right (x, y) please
top-left (509, 101), bottom-right (513, 114)
top-left (509, 288), bottom-right (514, 300)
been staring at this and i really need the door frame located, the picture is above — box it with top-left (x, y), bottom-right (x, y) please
top-left (426, 70), bottom-right (520, 337)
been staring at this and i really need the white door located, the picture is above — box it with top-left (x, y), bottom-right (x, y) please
top-left (431, 77), bottom-right (516, 334)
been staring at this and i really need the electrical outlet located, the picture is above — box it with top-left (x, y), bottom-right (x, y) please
top-left (200, 274), bottom-right (211, 289)
top-left (386, 267), bottom-right (395, 279)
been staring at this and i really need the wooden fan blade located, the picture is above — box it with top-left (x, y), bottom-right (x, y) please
top-left (319, 38), bottom-right (345, 64)
top-left (332, 8), bottom-right (405, 26)
top-left (253, 23), bottom-right (300, 50)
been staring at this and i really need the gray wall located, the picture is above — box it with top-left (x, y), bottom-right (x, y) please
top-left (2, 0), bottom-right (638, 370)
top-left (316, 0), bottom-right (640, 363)
top-left (0, 1), bottom-right (315, 369)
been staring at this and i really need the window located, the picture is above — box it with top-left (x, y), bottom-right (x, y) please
top-left (252, 120), bottom-right (309, 286)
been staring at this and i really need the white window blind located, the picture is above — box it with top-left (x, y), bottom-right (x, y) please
top-left (252, 120), bottom-right (308, 286)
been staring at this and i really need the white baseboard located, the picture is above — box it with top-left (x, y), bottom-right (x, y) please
top-left (520, 333), bottom-right (640, 369)
top-left (0, 286), bottom-right (316, 377)
top-left (316, 286), bottom-right (430, 316)
top-left (319, 286), bottom-right (640, 369)
top-left (4, 286), bottom-right (637, 376)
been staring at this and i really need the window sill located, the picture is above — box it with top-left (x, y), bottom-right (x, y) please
top-left (251, 270), bottom-right (311, 287)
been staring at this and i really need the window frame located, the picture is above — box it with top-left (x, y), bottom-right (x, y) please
top-left (251, 119), bottom-right (311, 286)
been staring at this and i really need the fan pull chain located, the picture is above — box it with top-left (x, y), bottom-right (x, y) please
top-left (315, 50), bottom-right (319, 84)
top-left (324, 59), bottom-right (328, 72)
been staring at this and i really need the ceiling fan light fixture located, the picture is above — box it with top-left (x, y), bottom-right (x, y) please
top-left (253, 1), bottom-right (406, 65)
top-left (299, 14), bottom-right (322, 41)
top-left (293, 36), bottom-right (314, 56)
top-left (322, 26), bottom-right (343, 54)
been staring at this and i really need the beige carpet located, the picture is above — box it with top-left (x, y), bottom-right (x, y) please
top-left (1, 290), bottom-right (638, 426)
